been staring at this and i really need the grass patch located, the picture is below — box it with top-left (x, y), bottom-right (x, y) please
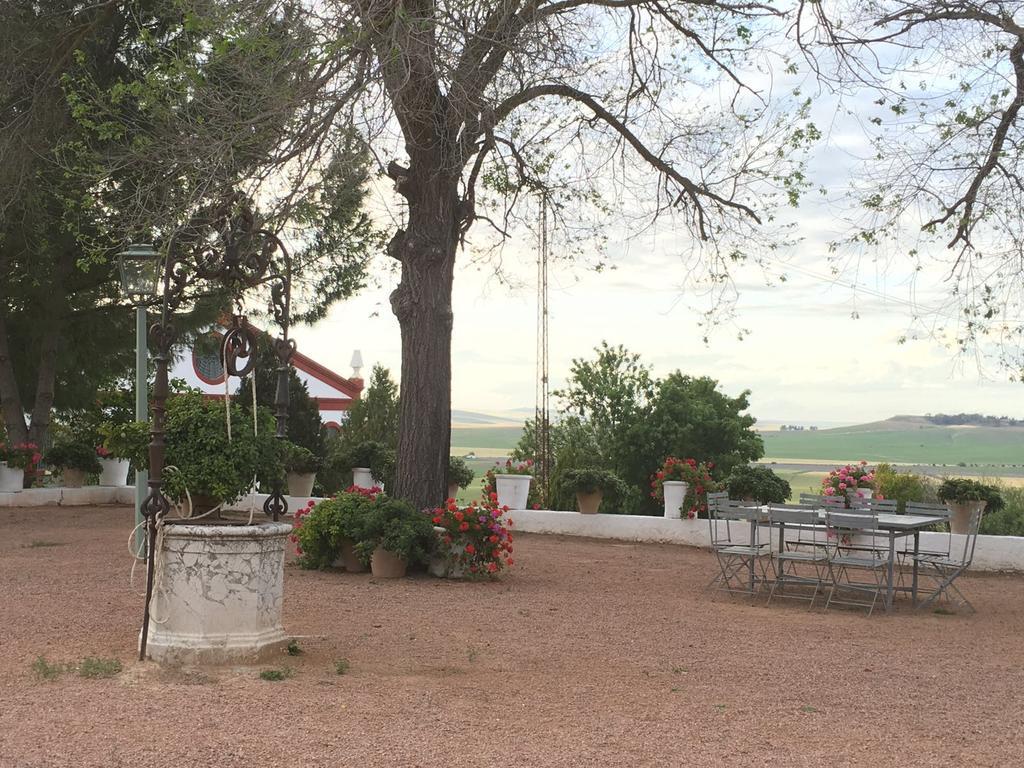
top-left (334, 659), bottom-right (350, 675)
top-left (800, 705), bottom-right (819, 714)
top-left (259, 667), bottom-right (294, 682)
top-left (933, 607), bottom-right (956, 616)
top-left (286, 640), bottom-right (303, 656)
top-left (77, 657), bottom-right (122, 678)
top-left (31, 656), bottom-right (65, 681)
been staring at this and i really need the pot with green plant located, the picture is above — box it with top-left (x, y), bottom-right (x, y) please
top-left (447, 456), bottom-right (475, 501)
top-left (292, 487), bottom-right (379, 572)
top-left (563, 468), bottom-right (624, 514)
top-left (0, 441), bottom-right (41, 493)
top-left (937, 478), bottom-right (1004, 534)
top-left (341, 440), bottom-right (392, 490)
top-left (358, 496), bottom-right (436, 578)
top-left (97, 421), bottom-right (150, 487)
top-left (726, 465), bottom-right (792, 504)
top-left (283, 443), bottom-right (323, 497)
top-left (44, 440), bottom-right (101, 488)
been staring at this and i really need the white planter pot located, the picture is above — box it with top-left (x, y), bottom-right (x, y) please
top-left (143, 522), bottom-right (291, 665)
top-left (663, 481), bottom-right (689, 519)
top-left (428, 525), bottom-right (465, 578)
top-left (495, 474), bottom-right (532, 510)
top-left (352, 467), bottom-right (382, 491)
top-left (286, 472), bottom-right (316, 497)
top-left (0, 462), bottom-right (24, 493)
top-left (98, 457), bottom-right (130, 487)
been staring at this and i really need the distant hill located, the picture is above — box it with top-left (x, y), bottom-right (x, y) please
top-left (451, 409), bottom-right (515, 426)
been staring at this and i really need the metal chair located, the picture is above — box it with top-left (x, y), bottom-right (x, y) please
top-left (824, 512), bottom-right (888, 615)
top-left (709, 504), bottom-right (771, 597)
top-left (913, 504), bottom-right (983, 613)
top-left (767, 505), bottom-right (829, 608)
top-left (848, 496), bottom-right (898, 514)
top-left (799, 493), bottom-right (846, 509)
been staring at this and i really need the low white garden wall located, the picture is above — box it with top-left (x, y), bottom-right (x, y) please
top-left (4, 488), bottom-right (1023, 573)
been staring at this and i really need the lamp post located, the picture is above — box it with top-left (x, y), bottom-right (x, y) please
top-left (116, 243), bottom-right (160, 556)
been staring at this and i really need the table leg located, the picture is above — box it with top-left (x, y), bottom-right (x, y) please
top-left (886, 532), bottom-right (896, 610)
top-left (912, 531), bottom-right (920, 606)
top-left (748, 519), bottom-right (756, 594)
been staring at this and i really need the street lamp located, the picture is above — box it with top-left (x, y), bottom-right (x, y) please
top-left (116, 243), bottom-right (160, 556)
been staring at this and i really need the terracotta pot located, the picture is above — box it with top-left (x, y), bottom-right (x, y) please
top-left (287, 472), bottom-right (316, 497)
top-left (62, 468), bottom-right (87, 488)
top-left (447, 482), bottom-right (461, 501)
top-left (370, 546), bottom-right (407, 578)
top-left (946, 500), bottom-right (986, 535)
top-left (576, 490), bottom-right (603, 515)
top-left (335, 538), bottom-right (366, 572)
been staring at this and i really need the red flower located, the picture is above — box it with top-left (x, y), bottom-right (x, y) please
top-left (432, 516), bottom-right (442, 525)
top-left (459, 522), bottom-right (469, 532)
top-left (465, 544), bottom-right (476, 555)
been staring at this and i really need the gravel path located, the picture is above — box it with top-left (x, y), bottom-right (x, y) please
top-left (1, 505), bottom-right (1023, 767)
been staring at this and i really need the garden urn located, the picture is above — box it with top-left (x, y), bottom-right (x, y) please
top-left (495, 474), bottom-right (533, 510)
top-left (576, 490), bottom-right (603, 515)
top-left (662, 481), bottom-right (688, 519)
top-left (370, 546), bottom-right (407, 578)
top-left (946, 500), bottom-right (987, 535)
top-left (287, 472), bottom-right (316, 497)
top-left (98, 457), bottom-right (130, 487)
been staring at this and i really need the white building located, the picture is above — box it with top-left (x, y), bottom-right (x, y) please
top-left (170, 324), bottom-right (364, 434)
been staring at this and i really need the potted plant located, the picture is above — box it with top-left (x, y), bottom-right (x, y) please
top-left (44, 440), bottom-right (101, 488)
top-left (650, 457), bottom-right (719, 519)
top-left (160, 391), bottom-right (283, 516)
top-left (339, 440), bottom-right (393, 490)
top-left (937, 478), bottom-right (1004, 534)
top-left (97, 421), bottom-right (150, 487)
top-left (821, 461), bottom-right (877, 506)
top-left (283, 442), bottom-right (323, 497)
top-left (293, 487), bottom-right (379, 571)
top-left (446, 456), bottom-right (475, 501)
top-left (726, 465), bottom-right (791, 504)
top-left (427, 497), bottom-right (514, 578)
top-left (0, 441), bottom-right (41, 493)
top-left (358, 496), bottom-right (435, 578)
top-left (563, 468), bottom-right (624, 514)
top-left (492, 459), bottom-right (534, 509)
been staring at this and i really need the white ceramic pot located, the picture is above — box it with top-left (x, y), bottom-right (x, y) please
top-left (62, 468), bottom-right (87, 488)
top-left (352, 467), bottom-right (382, 491)
top-left (495, 474), bottom-right (532, 509)
top-left (0, 462), bottom-right (24, 493)
top-left (98, 457), bottom-right (130, 487)
top-left (663, 481), bottom-right (688, 519)
top-left (447, 482), bottom-right (461, 501)
top-left (286, 472), bottom-right (316, 497)
top-left (428, 525), bottom-right (465, 578)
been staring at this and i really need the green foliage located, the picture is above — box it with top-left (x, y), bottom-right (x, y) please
top-left (562, 468), bottom-right (625, 495)
top-left (979, 484), bottom-right (1024, 537)
top-left (162, 391), bottom-right (283, 505)
top-left (44, 440), bottom-right (101, 473)
top-left (340, 365), bottom-right (400, 449)
top-left (447, 456), bottom-right (475, 488)
top-left (334, 659), bottom-right (350, 675)
top-left (31, 656), bottom-right (65, 682)
top-left (938, 478), bottom-right (1005, 513)
top-left (77, 657), bottom-right (122, 679)
top-left (98, 421), bottom-right (150, 467)
top-left (359, 496), bottom-right (435, 565)
top-left (874, 463), bottom-right (935, 513)
top-left (259, 667), bottom-right (293, 682)
top-left (294, 490), bottom-right (377, 569)
top-left (283, 442), bottom-right (322, 474)
top-left (726, 465), bottom-right (791, 504)
top-left (286, 640), bottom-right (302, 656)
top-left (324, 439), bottom-right (395, 493)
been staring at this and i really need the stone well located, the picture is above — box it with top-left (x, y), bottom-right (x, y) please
top-left (142, 521), bottom-right (291, 665)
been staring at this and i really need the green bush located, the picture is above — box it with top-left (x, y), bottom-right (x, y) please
top-left (283, 442), bottom-right (323, 474)
top-left (726, 465), bottom-right (791, 504)
top-left (937, 478), bottom-right (1005, 513)
top-left (44, 441), bottom-right (101, 474)
top-left (447, 456), bottom-right (475, 488)
top-left (874, 463), bottom-right (936, 513)
top-left (562, 468), bottom-right (625, 496)
top-left (99, 421), bottom-right (150, 467)
top-left (295, 490), bottom-right (377, 569)
top-left (358, 496), bottom-right (435, 565)
top-left (161, 391), bottom-right (284, 506)
top-left (324, 439), bottom-right (395, 492)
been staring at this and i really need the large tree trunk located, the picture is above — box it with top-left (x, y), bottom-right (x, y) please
top-left (0, 313), bottom-right (29, 444)
top-left (26, 323), bottom-right (61, 448)
top-left (389, 170), bottom-right (458, 512)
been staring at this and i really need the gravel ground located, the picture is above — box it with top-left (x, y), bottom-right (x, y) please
top-left (1, 505), bottom-right (1023, 768)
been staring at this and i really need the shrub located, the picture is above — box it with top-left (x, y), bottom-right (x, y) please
top-left (359, 496), bottom-right (435, 565)
top-left (325, 439), bottom-right (395, 490)
top-left (725, 465), bottom-right (791, 504)
top-left (562, 468), bottom-right (625, 496)
top-left (44, 440), bottom-right (101, 474)
top-left (0, 441), bottom-right (42, 471)
top-left (447, 456), bottom-right (475, 489)
top-left (938, 478), bottom-right (1005, 513)
top-left (293, 488), bottom-right (378, 569)
top-left (98, 421), bottom-right (150, 467)
top-left (428, 497), bottom-right (514, 577)
top-left (874, 463), bottom-right (935, 513)
top-left (650, 457), bottom-right (721, 518)
top-left (283, 442), bottom-right (323, 474)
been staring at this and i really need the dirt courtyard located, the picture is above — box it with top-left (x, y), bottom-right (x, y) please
top-left (1, 504), bottom-right (1022, 767)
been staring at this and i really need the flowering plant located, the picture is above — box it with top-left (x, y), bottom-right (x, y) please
top-left (493, 458), bottom-right (534, 476)
top-left (429, 493), bottom-right (514, 578)
top-left (0, 441), bottom-right (42, 471)
top-left (292, 485), bottom-right (380, 566)
top-left (821, 461), bottom-right (879, 504)
top-left (481, 460), bottom-right (542, 509)
top-left (649, 456), bottom-right (719, 519)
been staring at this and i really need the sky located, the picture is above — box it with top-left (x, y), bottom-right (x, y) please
top-left (286, 30), bottom-right (1024, 427)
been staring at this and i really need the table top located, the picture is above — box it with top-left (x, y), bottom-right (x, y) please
top-left (753, 507), bottom-right (943, 533)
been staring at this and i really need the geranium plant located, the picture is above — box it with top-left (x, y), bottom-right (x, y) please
top-left (429, 493), bottom-right (514, 578)
top-left (293, 486), bottom-right (380, 568)
top-left (44, 440), bottom-right (101, 474)
top-left (481, 459), bottom-right (542, 509)
top-left (649, 456), bottom-right (720, 519)
top-left (821, 461), bottom-right (879, 505)
top-left (0, 441), bottom-right (42, 471)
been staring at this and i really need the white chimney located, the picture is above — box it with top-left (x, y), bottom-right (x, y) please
top-left (350, 349), bottom-right (364, 379)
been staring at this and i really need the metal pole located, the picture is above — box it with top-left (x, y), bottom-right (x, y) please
top-left (134, 305), bottom-right (148, 556)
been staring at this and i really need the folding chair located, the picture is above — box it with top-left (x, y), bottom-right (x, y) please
top-left (709, 504), bottom-right (771, 597)
top-left (848, 496), bottom-right (898, 515)
top-left (799, 493), bottom-right (846, 510)
top-left (913, 504), bottom-right (983, 613)
top-left (767, 505), bottom-right (829, 608)
top-left (824, 512), bottom-right (888, 616)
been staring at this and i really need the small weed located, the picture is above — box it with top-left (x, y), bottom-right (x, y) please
top-left (259, 667), bottom-right (293, 682)
top-left (77, 657), bottom-right (122, 679)
top-left (800, 705), bottom-right (819, 714)
top-left (334, 659), bottom-right (350, 676)
top-left (933, 608), bottom-right (956, 616)
top-left (31, 656), bottom-right (65, 681)
top-left (671, 666), bottom-right (688, 674)
top-left (466, 647), bottom-right (477, 663)
top-left (25, 540), bottom-right (64, 548)
top-left (286, 640), bottom-right (302, 656)
top-left (714, 704), bottom-right (727, 712)
top-left (670, 687), bottom-right (680, 693)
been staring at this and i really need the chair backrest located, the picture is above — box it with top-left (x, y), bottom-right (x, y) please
top-left (706, 491), bottom-right (729, 514)
top-left (954, 504), bottom-right (985, 567)
top-left (905, 501), bottom-right (950, 520)
top-left (800, 493), bottom-right (846, 509)
top-left (848, 496), bottom-right (898, 514)
top-left (768, 505), bottom-right (820, 526)
top-left (825, 511), bottom-right (879, 532)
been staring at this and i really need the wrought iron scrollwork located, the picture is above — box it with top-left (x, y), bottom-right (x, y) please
top-left (221, 315), bottom-right (258, 377)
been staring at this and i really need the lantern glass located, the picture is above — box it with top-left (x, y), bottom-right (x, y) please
top-left (117, 244), bottom-right (160, 298)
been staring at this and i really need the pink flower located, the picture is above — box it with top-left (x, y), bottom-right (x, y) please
top-left (824, 487), bottom-right (835, 496)
top-left (838, 483), bottom-right (847, 490)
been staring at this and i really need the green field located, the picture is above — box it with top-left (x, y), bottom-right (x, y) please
top-left (449, 426), bottom-right (523, 455)
top-left (762, 419), bottom-right (1024, 466)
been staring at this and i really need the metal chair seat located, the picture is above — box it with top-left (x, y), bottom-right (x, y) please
top-left (776, 549), bottom-right (827, 563)
top-left (831, 554), bottom-right (886, 569)
top-left (719, 544), bottom-right (766, 556)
